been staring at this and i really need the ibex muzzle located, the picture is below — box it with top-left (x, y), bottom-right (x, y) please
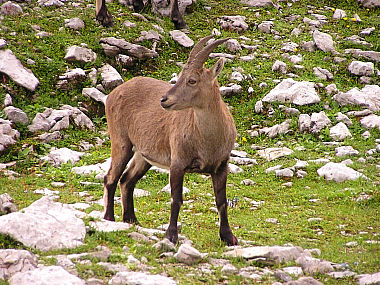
top-left (104, 35), bottom-right (238, 246)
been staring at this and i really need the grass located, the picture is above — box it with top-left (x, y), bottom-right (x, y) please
top-left (0, 0), bottom-right (379, 284)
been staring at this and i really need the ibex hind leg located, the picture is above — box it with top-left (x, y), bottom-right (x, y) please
top-left (119, 152), bottom-right (151, 224)
top-left (103, 141), bottom-right (133, 221)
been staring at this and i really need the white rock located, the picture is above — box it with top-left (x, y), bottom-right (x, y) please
top-left (161, 184), bottom-right (190, 194)
top-left (41, 147), bottom-right (84, 166)
top-left (360, 114), bottom-right (380, 131)
top-left (64, 45), bottom-right (97, 64)
top-left (1, 1), bottom-right (22, 15)
top-left (272, 60), bottom-right (287, 73)
top-left (333, 85), bottom-right (380, 111)
top-left (110, 271), bottom-right (177, 285)
top-left (330, 122), bottom-right (352, 141)
top-left (169, 30), bottom-right (194, 48)
top-left (332, 9), bottom-right (346, 19)
top-left (64, 17), bottom-right (85, 30)
top-left (224, 246), bottom-right (305, 263)
top-left (9, 266), bottom-right (85, 285)
top-left (89, 220), bottom-right (132, 232)
top-left (348, 61), bottom-right (374, 76)
top-left (0, 49), bottom-right (39, 91)
top-left (82, 87), bottom-right (107, 104)
top-left (0, 197), bottom-right (86, 251)
top-left (335, 146), bottom-right (359, 157)
top-left (356, 272), bottom-right (380, 285)
top-left (4, 106), bottom-right (28, 125)
top-left (0, 249), bottom-right (37, 280)
top-left (229, 163), bottom-right (244, 173)
top-left (313, 30), bottom-right (337, 53)
top-left (336, 112), bottom-right (352, 126)
top-left (174, 244), bottom-right (203, 265)
top-left (262, 78), bottom-right (320, 105)
top-left (317, 162), bottom-right (366, 182)
top-left (220, 84), bottom-right (242, 96)
top-left (310, 111), bottom-right (331, 133)
top-left (72, 158), bottom-right (111, 179)
top-left (100, 64), bottom-right (124, 90)
top-left (275, 168), bottom-right (294, 178)
top-left (257, 147), bottom-right (294, 161)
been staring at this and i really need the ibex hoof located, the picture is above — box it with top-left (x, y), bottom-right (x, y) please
top-left (166, 228), bottom-right (178, 244)
top-left (221, 233), bottom-right (238, 246)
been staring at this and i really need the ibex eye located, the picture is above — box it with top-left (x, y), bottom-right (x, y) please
top-left (188, 79), bottom-right (197, 85)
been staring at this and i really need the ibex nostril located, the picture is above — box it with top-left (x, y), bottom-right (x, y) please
top-left (161, 96), bottom-right (168, 103)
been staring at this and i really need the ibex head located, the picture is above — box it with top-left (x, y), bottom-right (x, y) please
top-left (161, 36), bottom-right (228, 110)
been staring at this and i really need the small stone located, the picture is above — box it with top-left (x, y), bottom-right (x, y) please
top-left (335, 146), bottom-right (359, 157)
top-left (221, 263), bottom-right (238, 274)
top-left (169, 30), bottom-right (194, 48)
top-left (4, 106), bottom-right (28, 125)
top-left (275, 168), bottom-right (294, 178)
top-left (348, 61), bottom-right (374, 76)
top-left (64, 17), bottom-right (85, 30)
top-left (174, 244), bottom-right (203, 265)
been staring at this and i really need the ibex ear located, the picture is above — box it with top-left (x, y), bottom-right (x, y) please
top-left (210, 57), bottom-right (225, 79)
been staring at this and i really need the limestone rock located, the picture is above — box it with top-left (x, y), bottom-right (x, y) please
top-left (0, 49), bottom-right (39, 91)
top-left (262, 79), bottom-right (320, 105)
top-left (333, 85), bottom-right (380, 111)
top-left (4, 106), bottom-right (28, 125)
top-left (241, 0), bottom-right (274, 7)
top-left (0, 197), bottom-right (86, 251)
top-left (224, 246), bottom-right (305, 264)
top-left (258, 21), bottom-right (273, 33)
top-left (356, 271), bottom-right (380, 285)
top-left (313, 67), bottom-right (333, 80)
top-left (82, 87), bottom-right (107, 104)
top-left (218, 15), bottom-right (248, 33)
top-left (0, 119), bottom-right (20, 152)
top-left (1, 1), bottom-right (22, 15)
top-left (272, 60), bottom-right (287, 73)
top-left (335, 146), bottom-right (359, 157)
top-left (174, 244), bottom-right (203, 265)
top-left (336, 112), bottom-right (352, 126)
top-left (348, 61), bottom-right (374, 76)
top-left (64, 17), bottom-right (85, 30)
top-left (330, 122), bottom-right (352, 141)
top-left (64, 46), bottom-right (97, 64)
top-left (41, 147), bottom-right (84, 166)
top-left (332, 9), bottom-right (346, 19)
top-left (310, 111), bottom-right (331, 133)
top-left (345, 48), bottom-right (380, 63)
top-left (220, 84), bottom-right (242, 97)
top-left (71, 158), bottom-right (111, 180)
top-left (89, 220), bottom-right (133, 232)
top-left (313, 30), bottom-right (336, 53)
top-left (298, 114), bottom-right (311, 133)
top-left (259, 119), bottom-right (291, 138)
top-left (100, 64), bottom-right (124, 90)
top-left (257, 147), bottom-right (294, 161)
top-left (161, 184), bottom-right (190, 194)
top-left (317, 162), bottom-right (366, 182)
top-left (169, 30), bottom-right (194, 48)
top-left (226, 39), bottom-right (241, 53)
top-left (110, 271), bottom-right (177, 285)
top-left (99, 37), bottom-right (158, 60)
top-left (296, 255), bottom-right (333, 275)
top-left (9, 266), bottom-right (85, 285)
top-left (0, 193), bottom-right (17, 214)
top-left (360, 114), bottom-right (380, 130)
top-left (358, 0), bottom-right (380, 8)
top-left (285, 277), bottom-right (323, 285)
top-left (0, 249), bottom-right (37, 280)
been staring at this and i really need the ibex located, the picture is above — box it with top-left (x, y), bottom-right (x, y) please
top-left (96, 0), bottom-right (187, 29)
top-left (104, 35), bottom-right (238, 245)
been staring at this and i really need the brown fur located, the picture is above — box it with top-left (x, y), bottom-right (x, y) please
top-left (104, 37), bottom-right (238, 245)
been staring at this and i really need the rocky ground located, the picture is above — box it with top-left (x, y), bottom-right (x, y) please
top-left (0, 0), bottom-right (379, 284)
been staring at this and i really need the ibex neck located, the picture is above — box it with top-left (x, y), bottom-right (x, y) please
top-left (193, 90), bottom-right (235, 146)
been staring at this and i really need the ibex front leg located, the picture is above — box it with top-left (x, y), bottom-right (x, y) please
top-left (212, 160), bottom-right (238, 246)
top-left (166, 165), bottom-right (185, 244)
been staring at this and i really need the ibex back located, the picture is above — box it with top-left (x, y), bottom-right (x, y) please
top-left (104, 35), bottom-right (238, 245)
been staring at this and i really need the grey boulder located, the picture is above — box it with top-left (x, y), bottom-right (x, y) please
top-left (0, 49), bottom-right (39, 91)
top-left (0, 197), bottom-right (86, 251)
